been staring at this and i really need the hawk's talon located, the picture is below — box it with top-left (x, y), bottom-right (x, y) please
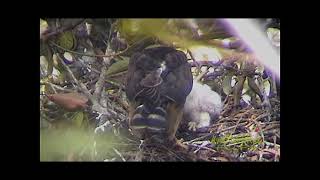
top-left (188, 122), bottom-right (197, 132)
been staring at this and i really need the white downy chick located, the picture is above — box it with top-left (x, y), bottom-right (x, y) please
top-left (183, 80), bottom-right (223, 131)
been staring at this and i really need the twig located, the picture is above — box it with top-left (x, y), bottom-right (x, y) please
top-left (112, 148), bottom-right (126, 162)
top-left (231, 117), bottom-right (244, 134)
top-left (195, 145), bottom-right (217, 153)
top-left (108, 71), bottom-right (127, 78)
top-left (41, 19), bottom-right (86, 41)
top-left (93, 65), bottom-right (107, 100)
top-left (250, 115), bottom-right (266, 148)
top-left (93, 25), bottom-right (115, 104)
top-left (55, 51), bottom-right (118, 117)
top-left (188, 60), bottom-right (223, 67)
top-left (42, 82), bottom-right (74, 93)
top-left (105, 79), bottom-right (124, 89)
top-left (188, 142), bottom-right (216, 154)
top-left (226, 139), bottom-right (257, 147)
top-left (157, 144), bottom-right (185, 161)
top-left (55, 53), bottom-right (95, 103)
top-left (217, 122), bottom-right (248, 134)
top-left (184, 133), bottom-right (213, 144)
top-left (231, 109), bottom-right (252, 134)
top-left (187, 49), bottom-right (201, 74)
top-left (49, 40), bottom-right (129, 58)
top-left (195, 67), bottom-right (209, 81)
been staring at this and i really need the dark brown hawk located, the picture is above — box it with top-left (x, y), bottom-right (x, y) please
top-left (125, 46), bottom-right (193, 148)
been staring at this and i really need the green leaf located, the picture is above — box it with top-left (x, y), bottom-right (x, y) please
top-left (145, 44), bottom-right (168, 50)
top-left (40, 56), bottom-right (48, 76)
top-left (117, 19), bottom-right (208, 49)
top-left (263, 79), bottom-right (271, 96)
top-left (222, 74), bottom-right (233, 95)
top-left (105, 57), bottom-right (129, 76)
top-left (56, 31), bottom-right (76, 50)
top-left (267, 28), bottom-right (280, 47)
top-left (40, 19), bottom-right (48, 27)
top-left (40, 84), bottom-right (46, 94)
top-left (40, 19), bottom-right (48, 39)
top-left (71, 111), bottom-right (84, 128)
top-left (45, 45), bottom-right (54, 76)
top-left (40, 41), bottom-right (48, 56)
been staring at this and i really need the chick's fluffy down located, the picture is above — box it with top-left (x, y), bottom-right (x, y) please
top-left (183, 80), bottom-right (222, 130)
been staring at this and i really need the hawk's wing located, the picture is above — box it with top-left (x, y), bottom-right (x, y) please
top-left (160, 51), bottom-right (193, 106)
top-left (125, 52), bottom-right (145, 103)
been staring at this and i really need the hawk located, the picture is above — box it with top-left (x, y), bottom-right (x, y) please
top-left (125, 46), bottom-right (193, 148)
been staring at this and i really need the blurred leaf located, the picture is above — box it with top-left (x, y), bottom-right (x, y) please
top-left (40, 128), bottom-right (118, 161)
top-left (121, 37), bottom-right (156, 57)
top-left (188, 45), bottom-right (222, 62)
top-left (71, 111), bottom-right (84, 128)
top-left (82, 112), bottom-right (89, 128)
top-left (40, 42), bottom-right (48, 56)
top-left (45, 45), bottom-right (54, 76)
top-left (52, 53), bottom-right (66, 74)
top-left (40, 19), bottom-right (48, 38)
top-left (241, 78), bottom-right (250, 95)
top-left (242, 94), bottom-right (251, 105)
top-left (40, 19), bottom-right (48, 28)
top-left (267, 28), bottom-right (280, 47)
top-left (105, 57), bottom-right (129, 76)
top-left (40, 56), bottom-right (48, 77)
top-left (118, 19), bottom-right (208, 49)
top-left (40, 84), bottom-right (46, 94)
top-left (263, 79), bottom-right (271, 96)
top-left (40, 129), bottom-right (91, 161)
top-left (118, 19), bottom-right (166, 41)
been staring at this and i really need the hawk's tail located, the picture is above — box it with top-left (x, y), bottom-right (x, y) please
top-left (130, 105), bottom-right (167, 132)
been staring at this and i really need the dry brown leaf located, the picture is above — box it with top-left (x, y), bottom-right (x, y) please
top-left (47, 92), bottom-right (88, 111)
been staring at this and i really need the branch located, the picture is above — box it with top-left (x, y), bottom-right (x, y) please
top-left (42, 82), bottom-right (74, 93)
top-left (108, 71), bottom-right (127, 78)
top-left (93, 34), bottom-right (114, 104)
top-left (41, 19), bottom-right (86, 41)
top-left (93, 64), bottom-right (107, 100)
top-left (55, 53), bottom-right (95, 103)
top-left (49, 40), bottom-right (129, 58)
top-left (90, 27), bottom-right (121, 117)
top-left (195, 67), bottom-right (209, 82)
top-left (203, 70), bottom-right (225, 80)
top-left (187, 49), bottom-right (201, 74)
top-left (188, 60), bottom-right (223, 67)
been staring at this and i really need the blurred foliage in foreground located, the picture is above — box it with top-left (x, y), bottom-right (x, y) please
top-left (40, 128), bottom-right (119, 161)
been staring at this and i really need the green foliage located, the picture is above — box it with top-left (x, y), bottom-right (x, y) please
top-left (56, 31), bottom-right (76, 50)
top-left (117, 19), bottom-right (208, 49)
top-left (222, 73), bottom-right (233, 95)
top-left (40, 42), bottom-right (47, 56)
top-left (40, 128), bottom-right (118, 161)
top-left (105, 57), bottom-right (130, 76)
top-left (71, 111), bottom-right (89, 128)
top-left (211, 133), bottom-right (263, 153)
